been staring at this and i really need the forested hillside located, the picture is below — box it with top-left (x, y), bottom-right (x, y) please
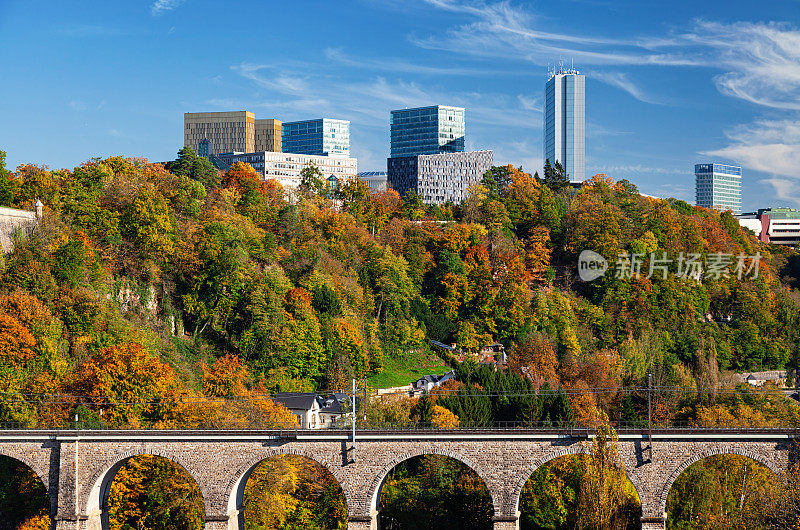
top-left (1, 147), bottom-right (800, 528)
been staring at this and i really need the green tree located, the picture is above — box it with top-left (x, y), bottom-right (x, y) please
top-left (0, 151), bottom-right (16, 207)
top-left (543, 159), bottom-right (569, 192)
top-left (165, 147), bottom-right (220, 190)
top-left (299, 163), bottom-right (325, 197)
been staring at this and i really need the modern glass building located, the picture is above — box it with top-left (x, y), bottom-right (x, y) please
top-left (695, 163), bottom-right (742, 214)
top-left (390, 105), bottom-right (465, 158)
top-left (282, 118), bottom-right (350, 157)
top-left (543, 68), bottom-right (585, 182)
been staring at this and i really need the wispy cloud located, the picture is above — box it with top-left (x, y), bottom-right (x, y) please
top-left (588, 164), bottom-right (683, 175)
top-left (407, 1), bottom-right (800, 110)
top-left (323, 47), bottom-right (514, 77)
top-left (687, 21), bottom-right (800, 111)
top-left (151, 0), bottom-right (186, 15)
top-left (591, 72), bottom-right (663, 105)
top-left (229, 61), bottom-right (537, 128)
top-left (226, 59), bottom-right (541, 170)
top-left (408, 0), bottom-right (702, 67)
top-left (56, 25), bottom-right (133, 37)
top-left (703, 120), bottom-right (800, 204)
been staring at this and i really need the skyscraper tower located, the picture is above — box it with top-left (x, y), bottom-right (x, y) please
top-left (695, 163), bottom-right (742, 214)
top-left (543, 66), bottom-right (585, 182)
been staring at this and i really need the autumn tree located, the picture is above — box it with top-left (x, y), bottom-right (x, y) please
top-left (509, 333), bottom-right (559, 389)
top-left (243, 455), bottom-right (347, 530)
top-left (577, 428), bottom-right (641, 530)
top-left (71, 343), bottom-right (183, 425)
top-left (108, 455), bottom-right (205, 530)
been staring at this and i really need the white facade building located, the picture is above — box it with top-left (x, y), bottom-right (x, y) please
top-left (737, 207), bottom-right (800, 246)
top-left (219, 151), bottom-right (357, 190)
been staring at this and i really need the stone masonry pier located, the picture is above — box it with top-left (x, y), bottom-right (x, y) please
top-left (0, 429), bottom-right (794, 530)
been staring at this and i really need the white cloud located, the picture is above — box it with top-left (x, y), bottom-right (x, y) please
top-left (687, 21), bottom-right (800, 110)
top-left (408, 1), bottom-right (800, 110)
top-left (323, 47), bottom-right (513, 77)
top-left (408, 0), bottom-right (703, 67)
top-left (517, 95), bottom-right (541, 112)
top-left (226, 59), bottom-right (542, 171)
top-left (150, 0), bottom-right (186, 15)
top-left (229, 61), bottom-right (538, 129)
top-left (703, 120), bottom-right (800, 204)
top-left (591, 72), bottom-right (663, 105)
top-left (588, 164), bottom-right (683, 175)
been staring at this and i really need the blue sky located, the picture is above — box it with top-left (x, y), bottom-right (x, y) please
top-left (1, 0), bottom-right (799, 211)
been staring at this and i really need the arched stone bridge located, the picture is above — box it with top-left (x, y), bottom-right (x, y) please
top-left (1, 429), bottom-right (795, 530)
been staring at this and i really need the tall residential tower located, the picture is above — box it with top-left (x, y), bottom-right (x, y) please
top-left (390, 105), bottom-right (465, 158)
top-left (695, 163), bottom-right (742, 214)
top-left (543, 67), bottom-right (585, 182)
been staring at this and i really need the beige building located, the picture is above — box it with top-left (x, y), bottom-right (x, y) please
top-left (184, 111), bottom-right (255, 155)
top-left (255, 119), bottom-right (282, 152)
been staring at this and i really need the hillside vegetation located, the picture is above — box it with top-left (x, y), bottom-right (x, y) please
top-left (1, 147), bottom-right (800, 528)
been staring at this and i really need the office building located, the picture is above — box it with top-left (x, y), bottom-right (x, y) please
top-left (185, 111), bottom-right (283, 156)
top-left (387, 150), bottom-right (493, 205)
top-left (282, 119), bottom-right (350, 157)
top-left (358, 171), bottom-right (388, 192)
top-left (390, 105), bottom-right (465, 158)
top-left (255, 119), bottom-right (282, 152)
top-left (218, 151), bottom-right (357, 190)
top-left (737, 207), bottom-right (800, 246)
top-left (695, 163), bottom-right (742, 214)
top-left (184, 111), bottom-right (255, 156)
top-left (543, 67), bottom-right (585, 182)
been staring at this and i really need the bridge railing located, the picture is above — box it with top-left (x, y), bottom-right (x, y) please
top-left (0, 420), bottom-right (799, 433)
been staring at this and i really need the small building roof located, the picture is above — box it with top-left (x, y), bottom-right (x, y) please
top-left (273, 392), bottom-right (319, 411)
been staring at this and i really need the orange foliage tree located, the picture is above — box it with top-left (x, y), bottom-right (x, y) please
top-left (71, 342), bottom-right (182, 425)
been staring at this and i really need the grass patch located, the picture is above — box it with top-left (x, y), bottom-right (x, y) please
top-left (368, 349), bottom-right (450, 389)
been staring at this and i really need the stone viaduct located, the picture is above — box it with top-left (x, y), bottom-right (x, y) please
top-left (0, 428), bottom-right (794, 530)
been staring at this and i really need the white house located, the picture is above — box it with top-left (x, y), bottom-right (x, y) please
top-left (272, 392), bottom-right (352, 429)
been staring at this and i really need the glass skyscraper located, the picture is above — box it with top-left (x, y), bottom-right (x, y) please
top-left (282, 118), bottom-right (350, 157)
top-left (695, 163), bottom-right (742, 214)
top-left (543, 68), bottom-right (585, 182)
top-left (390, 105), bottom-right (465, 158)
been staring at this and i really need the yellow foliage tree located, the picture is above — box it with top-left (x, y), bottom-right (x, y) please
top-left (577, 428), bottom-right (641, 529)
top-left (431, 404), bottom-right (459, 429)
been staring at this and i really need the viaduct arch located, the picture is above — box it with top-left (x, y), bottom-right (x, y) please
top-left (0, 429), bottom-right (792, 530)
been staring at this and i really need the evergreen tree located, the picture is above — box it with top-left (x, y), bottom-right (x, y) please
top-left (543, 158), bottom-right (569, 192)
